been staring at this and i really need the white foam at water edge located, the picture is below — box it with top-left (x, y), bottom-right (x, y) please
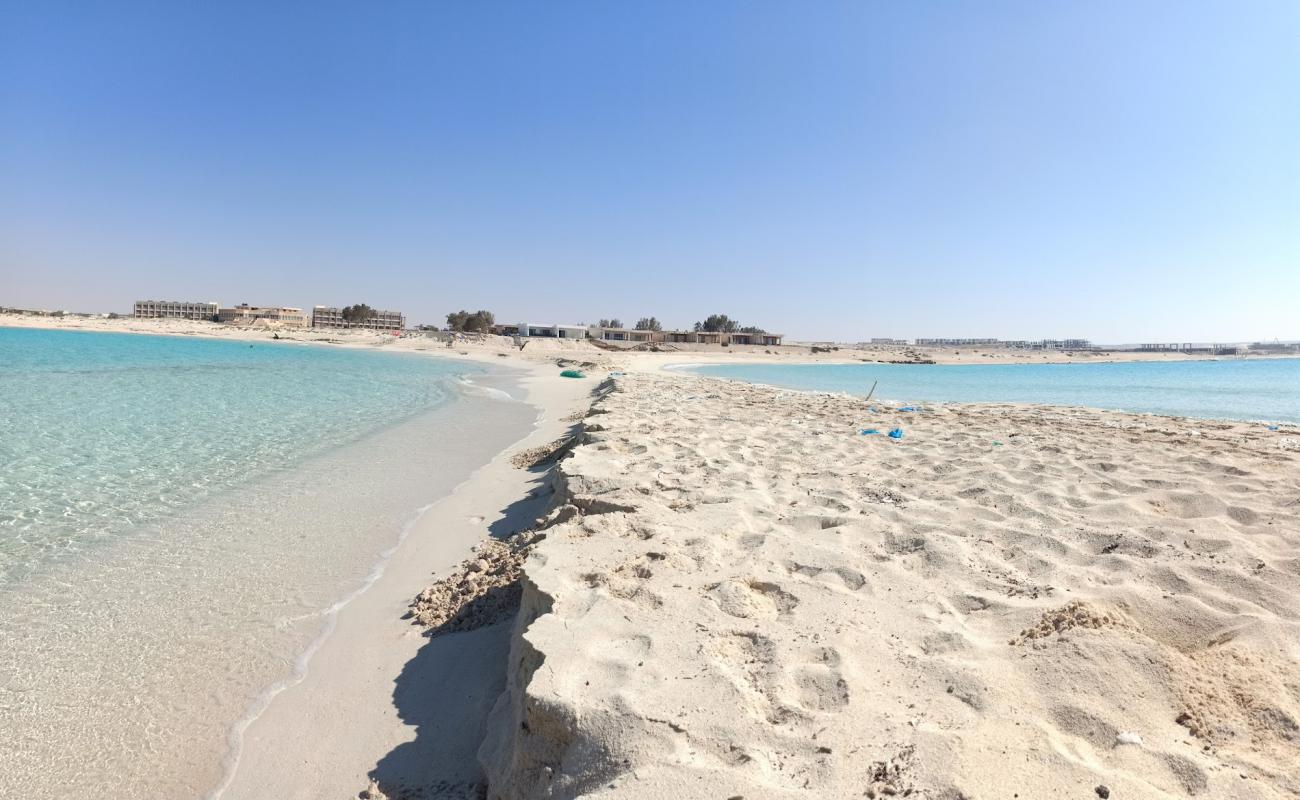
top-left (207, 380), bottom-right (539, 800)
top-left (205, 499), bottom-right (435, 800)
top-left (457, 375), bottom-right (514, 401)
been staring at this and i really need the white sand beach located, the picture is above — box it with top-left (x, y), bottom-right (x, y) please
top-left (469, 375), bottom-right (1300, 799)
top-left (8, 3), bottom-right (1298, 795)
top-left (213, 362), bottom-right (594, 799)
top-left (4, 315), bottom-right (1297, 799)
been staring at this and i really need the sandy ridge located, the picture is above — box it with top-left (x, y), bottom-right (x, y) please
top-left (478, 373), bottom-right (1300, 798)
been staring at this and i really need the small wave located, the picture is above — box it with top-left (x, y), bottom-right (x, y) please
top-left (458, 375), bottom-right (514, 401)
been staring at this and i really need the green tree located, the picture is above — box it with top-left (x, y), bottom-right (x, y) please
top-left (341, 304), bottom-right (375, 324)
top-left (634, 317), bottom-right (662, 331)
top-left (446, 309), bottom-right (495, 332)
top-left (738, 325), bottom-right (766, 334)
top-left (465, 309), bottom-right (494, 332)
top-left (597, 318), bottom-right (624, 329)
top-left (694, 314), bottom-right (739, 333)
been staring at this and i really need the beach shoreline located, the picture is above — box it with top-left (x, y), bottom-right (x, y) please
top-left (0, 326), bottom-right (561, 799)
top-left (6, 311), bottom-right (1296, 369)
top-left (472, 372), bottom-right (1300, 799)
top-left (7, 316), bottom-right (1298, 798)
top-left (214, 355), bottom-right (596, 799)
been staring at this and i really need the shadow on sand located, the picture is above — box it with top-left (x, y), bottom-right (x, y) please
top-left (364, 413), bottom-right (587, 799)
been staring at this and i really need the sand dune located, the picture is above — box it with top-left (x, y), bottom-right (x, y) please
top-left (479, 374), bottom-right (1300, 798)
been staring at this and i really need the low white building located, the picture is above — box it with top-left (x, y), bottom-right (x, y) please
top-left (497, 323), bottom-right (589, 339)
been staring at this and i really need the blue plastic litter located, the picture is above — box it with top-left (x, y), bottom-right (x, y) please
top-left (888, 428), bottom-right (904, 439)
top-left (898, 406), bottom-right (918, 412)
top-left (1268, 425), bottom-right (1280, 431)
top-left (860, 428), bottom-right (881, 435)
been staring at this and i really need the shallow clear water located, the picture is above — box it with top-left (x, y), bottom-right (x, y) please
top-left (0, 328), bottom-right (535, 798)
top-left (687, 358), bottom-right (1300, 424)
top-left (0, 328), bottom-right (466, 581)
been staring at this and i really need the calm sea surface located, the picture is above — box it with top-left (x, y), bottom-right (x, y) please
top-left (687, 358), bottom-right (1300, 424)
top-left (0, 328), bottom-right (534, 798)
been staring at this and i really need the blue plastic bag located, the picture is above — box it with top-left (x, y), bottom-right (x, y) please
top-left (888, 428), bottom-right (903, 439)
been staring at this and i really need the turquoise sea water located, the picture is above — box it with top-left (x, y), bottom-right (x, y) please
top-left (0, 328), bottom-right (535, 798)
top-left (0, 328), bottom-right (468, 582)
top-left (688, 358), bottom-right (1300, 424)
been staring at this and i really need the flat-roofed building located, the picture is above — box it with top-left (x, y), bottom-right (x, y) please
top-left (496, 323), bottom-right (588, 339)
top-left (727, 331), bottom-right (784, 346)
top-left (591, 326), bottom-right (783, 347)
top-left (591, 326), bottom-right (656, 342)
top-left (312, 306), bottom-right (405, 332)
top-left (134, 300), bottom-right (220, 320)
top-left (916, 338), bottom-right (999, 346)
top-left (218, 304), bottom-right (308, 326)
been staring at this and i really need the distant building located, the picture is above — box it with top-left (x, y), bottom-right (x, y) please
top-left (312, 306), bottom-right (405, 332)
top-left (1138, 342), bottom-right (1241, 354)
top-left (218, 304), bottom-right (308, 327)
top-left (134, 300), bottom-right (220, 320)
top-left (913, 337), bottom-right (1093, 350)
top-left (590, 326), bottom-right (783, 347)
top-left (869, 338), bottom-right (908, 345)
top-left (916, 338), bottom-right (999, 347)
top-left (589, 326), bottom-right (656, 343)
top-left (495, 323), bottom-right (589, 339)
top-left (728, 331), bottom-right (783, 346)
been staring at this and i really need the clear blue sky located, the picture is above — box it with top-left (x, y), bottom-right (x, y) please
top-left (2, 1), bottom-right (1297, 342)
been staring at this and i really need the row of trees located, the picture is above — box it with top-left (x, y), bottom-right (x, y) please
top-left (339, 304), bottom-right (376, 323)
top-left (596, 317), bottom-right (663, 331)
top-left (693, 313), bottom-right (766, 334)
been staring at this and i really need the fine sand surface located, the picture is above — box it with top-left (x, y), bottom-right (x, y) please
top-left (476, 374), bottom-right (1299, 798)
top-left (214, 362), bottom-right (594, 799)
top-left (9, 313), bottom-right (1299, 797)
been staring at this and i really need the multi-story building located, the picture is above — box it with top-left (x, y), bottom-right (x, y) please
top-left (311, 306), bottom-right (405, 332)
top-left (133, 300), bottom-right (220, 320)
top-left (218, 304), bottom-right (309, 327)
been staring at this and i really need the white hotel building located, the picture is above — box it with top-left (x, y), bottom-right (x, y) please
top-left (133, 300), bottom-right (220, 320)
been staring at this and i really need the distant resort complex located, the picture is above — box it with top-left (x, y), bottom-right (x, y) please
top-left (912, 337), bottom-right (1093, 349)
top-left (0, 302), bottom-right (1284, 355)
top-left (133, 300), bottom-right (405, 332)
top-left (497, 322), bottom-right (784, 347)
